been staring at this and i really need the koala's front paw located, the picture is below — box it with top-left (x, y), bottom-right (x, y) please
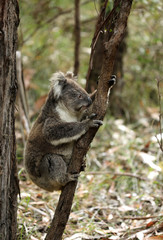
top-left (108, 75), bottom-right (116, 88)
top-left (87, 113), bottom-right (103, 128)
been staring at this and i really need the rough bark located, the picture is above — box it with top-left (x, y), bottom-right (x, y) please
top-left (45, 1), bottom-right (133, 239)
top-left (0, 0), bottom-right (19, 239)
top-left (85, 0), bottom-right (108, 93)
top-left (86, 0), bottom-right (128, 113)
top-left (109, 29), bottom-right (128, 117)
top-left (85, 0), bottom-right (106, 93)
top-left (73, 0), bottom-right (80, 76)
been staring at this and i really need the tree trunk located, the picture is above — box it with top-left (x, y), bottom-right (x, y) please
top-left (85, 0), bottom-right (106, 93)
top-left (85, 31), bottom-right (104, 93)
top-left (0, 1), bottom-right (19, 239)
top-left (45, 1), bottom-right (133, 239)
top-left (86, 0), bottom-right (128, 119)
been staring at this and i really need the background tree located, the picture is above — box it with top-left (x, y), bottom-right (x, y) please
top-left (18, 0), bottom-right (162, 121)
top-left (0, 0), bottom-right (19, 239)
top-left (16, 0), bottom-right (163, 239)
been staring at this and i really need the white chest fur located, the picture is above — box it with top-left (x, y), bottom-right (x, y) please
top-left (56, 102), bottom-right (78, 122)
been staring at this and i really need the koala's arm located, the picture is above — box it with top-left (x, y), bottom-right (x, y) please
top-left (43, 117), bottom-right (102, 146)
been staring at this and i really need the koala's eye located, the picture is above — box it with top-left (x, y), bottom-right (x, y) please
top-left (78, 94), bottom-right (82, 99)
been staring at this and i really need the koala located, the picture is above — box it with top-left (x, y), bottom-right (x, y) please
top-left (24, 72), bottom-right (116, 191)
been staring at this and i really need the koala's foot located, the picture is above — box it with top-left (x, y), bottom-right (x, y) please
top-left (108, 75), bottom-right (116, 87)
top-left (68, 173), bottom-right (79, 181)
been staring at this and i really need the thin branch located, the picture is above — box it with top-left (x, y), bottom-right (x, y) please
top-left (122, 222), bottom-right (163, 240)
top-left (22, 0), bottom-right (93, 44)
top-left (122, 215), bottom-right (163, 220)
top-left (23, 9), bottom-right (72, 44)
top-left (84, 171), bottom-right (148, 181)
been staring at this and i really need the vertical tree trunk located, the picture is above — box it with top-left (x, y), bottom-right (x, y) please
top-left (86, 0), bottom-right (128, 119)
top-left (0, 1), bottom-right (19, 239)
top-left (73, 0), bottom-right (80, 76)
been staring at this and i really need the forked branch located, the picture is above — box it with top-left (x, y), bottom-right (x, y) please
top-left (45, 1), bottom-right (133, 239)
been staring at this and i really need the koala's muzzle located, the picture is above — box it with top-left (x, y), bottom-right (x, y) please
top-left (83, 96), bottom-right (92, 108)
top-left (77, 96), bottom-right (92, 112)
top-left (86, 96), bottom-right (92, 107)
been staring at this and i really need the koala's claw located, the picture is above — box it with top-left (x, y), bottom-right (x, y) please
top-left (69, 173), bottom-right (79, 181)
top-left (89, 113), bottom-right (97, 119)
top-left (92, 120), bottom-right (103, 128)
top-left (108, 75), bottom-right (116, 87)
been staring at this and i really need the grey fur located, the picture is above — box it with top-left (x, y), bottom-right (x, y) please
top-left (24, 72), bottom-right (115, 191)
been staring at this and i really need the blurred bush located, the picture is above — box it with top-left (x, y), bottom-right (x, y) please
top-left (18, 0), bottom-right (163, 120)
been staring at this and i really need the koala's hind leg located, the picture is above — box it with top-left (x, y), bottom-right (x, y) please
top-left (38, 154), bottom-right (78, 191)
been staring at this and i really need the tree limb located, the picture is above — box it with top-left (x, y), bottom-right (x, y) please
top-left (45, 1), bottom-right (133, 239)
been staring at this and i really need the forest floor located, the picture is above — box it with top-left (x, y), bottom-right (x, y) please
top-left (17, 112), bottom-right (163, 240)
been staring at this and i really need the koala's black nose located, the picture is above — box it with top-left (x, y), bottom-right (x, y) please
top-left (87, 97), bottom-right (92, 107)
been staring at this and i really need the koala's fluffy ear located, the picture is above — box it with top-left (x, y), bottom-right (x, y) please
top-left (50, 72), bottom-right (67, 99)
top-left (65, 71), bottom-right (74, 79)
top-left (65, 71), bottom-right (77, 81)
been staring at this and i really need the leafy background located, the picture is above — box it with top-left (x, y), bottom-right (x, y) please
top-left (17, 0), bottom-right (163, 239)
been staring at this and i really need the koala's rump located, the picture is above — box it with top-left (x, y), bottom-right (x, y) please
top-left (24, 134), bottom-right (74, 176)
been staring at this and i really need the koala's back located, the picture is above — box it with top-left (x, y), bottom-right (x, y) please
top-left (24, 114), bottom-right (74, 180)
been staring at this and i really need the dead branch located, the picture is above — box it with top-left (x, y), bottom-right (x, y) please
top-left (73, 0), bottom-right (81, 76)
top-left (84, 171), bottom-right (148, 181)
top-left (122, 215), bottom-right (163, 220)
top-left (123, 222), bottom-right (163, 240)
top-left (45, 1), bottom-right (133, 239)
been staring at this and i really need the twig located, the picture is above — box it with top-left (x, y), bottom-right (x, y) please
top-left (122, 215), bottom-right (163, 220)
top-left (84, 171), bottom-right (148, 181)
top-left (23, 9), bottom-right (72, 44)
top-left (21, 202), bottom-right (48, 217)
top-left (23, 0), bottom-right (93, 44)
top-left (123, 222), bottom-right (163, 240)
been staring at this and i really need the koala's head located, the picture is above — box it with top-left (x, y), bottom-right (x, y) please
top-left (49, 72), bottom-right (92, 115)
